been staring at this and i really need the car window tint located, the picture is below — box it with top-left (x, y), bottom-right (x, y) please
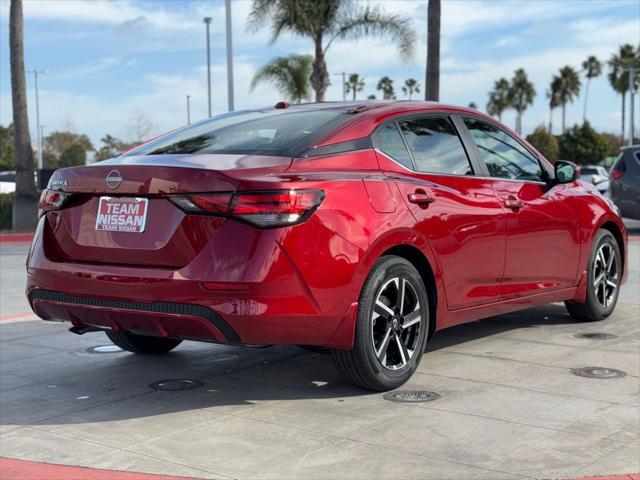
top-left (374, 123), bottom-right (413, 169)
top-left (464, 118), bottom-right (543, 182)
top-left (398, 117), bottom-right (473, 175)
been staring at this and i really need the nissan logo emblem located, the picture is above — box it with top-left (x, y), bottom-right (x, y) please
top-left (105, 170), bottom-right (123, 189)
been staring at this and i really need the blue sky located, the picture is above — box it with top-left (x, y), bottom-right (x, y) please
top-left (0, 0), bottom-right (639, 148)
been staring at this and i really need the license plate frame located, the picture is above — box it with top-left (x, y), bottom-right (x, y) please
top-left (95, 196), bottom-right (149, 233)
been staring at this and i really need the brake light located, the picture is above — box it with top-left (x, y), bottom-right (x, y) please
top-left (38, 190), bottom-right (70, 217)
top-left (610, 170), bottom-right (624, 181)
top-left (169, 189), bottom-right (325, 228)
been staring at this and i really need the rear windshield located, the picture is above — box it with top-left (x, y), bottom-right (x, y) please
top-left (126, 109), bottom-right (353, 157)
top-left (580, 167), bottom-right (598, 175)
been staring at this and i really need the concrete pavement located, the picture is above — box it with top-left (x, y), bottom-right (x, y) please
top-left (0, 236), bottom-right (638, 479)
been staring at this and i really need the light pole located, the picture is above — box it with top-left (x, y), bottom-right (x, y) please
top-left (225, 0), bottom-right (235, 112)
top-left (334, 72), bottom-right (346, 101)
top-left (628, 67), bottom-right (637, 146)
top-left (26, 69), bottom-right (46, 169)
top-left (203, 17), bottom-right (212, 117)
top-left (186, 95), bottom-right (191, 125)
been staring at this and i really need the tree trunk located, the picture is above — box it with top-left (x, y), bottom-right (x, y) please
top-left (352, 88), bottom-right (356, 101)
top-left (621, 93), bottom-right (626, 142)
top-left (516, 112), bottom-right (521, 134)
top-left (583, 78), bottom-right (590, 123)
top-left (425, 0), bottom-right (440, 101)
top-left (562, 104), bottom-right (566, 134)
top-left (548, 107), bottom-right (553, 134)
top-left (10, 0), bottom-right (38, 231)
top-left (310, 37), bottom-right (329, 102)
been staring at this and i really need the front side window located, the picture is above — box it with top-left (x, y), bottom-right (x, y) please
top-left (374, 123), bottom-right (414, 169)
top-left (464, 118), bottom-right (543, 182)
top-left (398, 117), bottom-right (473, 175)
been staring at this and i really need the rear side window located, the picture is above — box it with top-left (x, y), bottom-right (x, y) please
top-left (126, 109), bottom-right (354, 157)
top-left (398, 117), bottom-right (473, 175)
top-left (374, 123), bottom-right (413, 169)
top-left (464, 118), bottom-right (543, 182)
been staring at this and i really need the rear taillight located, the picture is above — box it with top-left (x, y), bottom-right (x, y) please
top-left (38, 190), bottom-right (71, 217)
top-left (169, 189), bottom-right (325, 228)
top-left (610, 170), bottom-right (624, 181)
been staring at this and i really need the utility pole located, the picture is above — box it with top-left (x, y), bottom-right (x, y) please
top-left (225, 0), bottom-right (235, 112)
top-left (203, 17), bottom-right (212, 117)
top-left (629, 67), bottom-right (636, 146)
top-left (334, 72), bottom-right (346, 101)
top-left (26, 69), bottom-right (46, 169)
top-left (186, 95), bottom-right (191, 125)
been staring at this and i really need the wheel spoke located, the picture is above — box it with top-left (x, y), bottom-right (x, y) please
top-left (606, 279), bottom-right (617, 289)
top-left (375, 327), bottom-right (393, 361)
top-left (594, 273), bottom-right (605, 288)
top-left (399, 278), bottom-right (406, 315)
top-left (597, 249), bottom-right (606, 268)
top-left (606, 250), bottom-right (615, 273)
top-left (402, 308), bottom-right (422, 329)
top-left (395, 333), bottom-right (409, 366)
top-left (374, 300), bottom-right (394, 320)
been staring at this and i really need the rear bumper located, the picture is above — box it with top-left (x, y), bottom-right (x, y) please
top-left (26, 215), bottom-right (363, 349)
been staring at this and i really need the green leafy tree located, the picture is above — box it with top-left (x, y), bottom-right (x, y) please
top-left (376, 76), bottom-right (395, 99)
top-left (559, 122), bottom-right (608, 165)
top-left (249, 0), bottom-right (415, 102)
top-left (468, 102), bottom-right (478, 109)
top-left (546, 76), bottom-right (561, 134)
top-left (367, 94), bottom-right (376, 100)
top-left (581, 55), bottom-right (602, 122)
top-left (526, 126), bottom-right (559, 162)
top-left (0, 124), bottom-right (15, 171)
top-left (600, 132), bottom-right (626, 157)
top-left (508, 69), bottom-right (535, 135)
top-left (486, 78), bottom-right (510, 121)
top-left (58, 143), bottom-right (87, 168)
top-left (43, 131), bottom-right (93, 169)
top-left (95, 134), bottom-right (131, 161)
top-left (345, 73), bottom-right (365, 100)
top-left (402, 78), bottom-right (420, 99)
top-left (250, 54), bottom-right (313, 103)
top-left (556, 66), bottom-right (581, 133)
top-left (608, 44), bottom-right (640, 140)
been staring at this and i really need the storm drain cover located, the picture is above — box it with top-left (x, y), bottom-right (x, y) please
top-left (86, 345), bottom-right (123, 354)
top-left (149, 379), bottom-right (204, 392)
top-left (383, 390), bottom-right (441, 403)
top-left (573, 332), bottom-right (618, 340)
top-left (571, 367), bottom-right (626, 379)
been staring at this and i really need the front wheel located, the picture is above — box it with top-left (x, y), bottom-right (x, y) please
top-left (106, 330), bottom-right (182, 354)
top-left (565, 229), bottom-right (621, 322)
top-left (331, 256), bottom-right (429, 391)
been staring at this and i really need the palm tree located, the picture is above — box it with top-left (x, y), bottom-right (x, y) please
top-left (425, 0), bottom-right (440, 100)
top-left (250, 54), bottom-right (313, 103)
top-left (556, 66), bottom-right (581, 133)
top-left (546, 76), bottom-right (561, 134)
top-left (402, 78), bottom-right (420, 99)
top-left (376, 76), bottom-right (395, 99)
top-left (508, 69), bottom-right (535, 135)
top-left (608, 44), bottom-right (639, 140)
top-left (468, 102), bottom-right (478, 109)
top-left (581, 55), bottom-right (602, 122)
top-left (249, 0), bottom-right (415, 102)
top-left (345, 73), bottom-right (365, 101)
top-left (10, 0), bottom-right (37, 231)
top-left (486, 78), bottom-right (510, 122)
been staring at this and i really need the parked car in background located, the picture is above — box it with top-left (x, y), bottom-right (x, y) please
top-left (0, 171), bottom-right (16, 194)
top-left (610, 145), bottom-right (640, 220)
top-left (579, 165), bottom-right (609, 196)
top-left (26, 101), bottom-right (628, 391)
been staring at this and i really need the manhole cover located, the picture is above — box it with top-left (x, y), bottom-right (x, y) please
top-left (383, 390), bottom-right (441, 403)
top-left (86, 345), bottom-right (123, 354)
top-left (149, 379), bottom-right (204, 392)
top-left (573, 332), bottom-right (618, 340)
top-left (571, 367), bottom-right (626, 379)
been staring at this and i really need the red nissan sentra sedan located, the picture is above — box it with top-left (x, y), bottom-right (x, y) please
top-left (27, 101), bottom-right (627, 391)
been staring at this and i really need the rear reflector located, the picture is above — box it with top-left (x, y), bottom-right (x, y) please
top-left (169, 189), bottom-right (325, 228)
top-left (38, 190), bottom-right (71, 217)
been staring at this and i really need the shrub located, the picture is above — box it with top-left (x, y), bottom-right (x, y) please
top-left (0, 193), bottom-right (13, 230)
top-left (559, 122), bottom-right (608, 165)
top-left (526, 126), bottom-right (559, 162)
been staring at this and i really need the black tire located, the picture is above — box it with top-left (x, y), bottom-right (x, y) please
top-left (106, 330), bottom-right (182, 354)
top-left (565, 229), bottom-right (621, 322)
top-left (331, 255), bottom-right (430, 391)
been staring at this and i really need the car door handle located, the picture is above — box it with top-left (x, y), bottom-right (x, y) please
top-left (407, 189), bottom-right (435, 207)
top-left (503, 195), bottom-right (522, 210)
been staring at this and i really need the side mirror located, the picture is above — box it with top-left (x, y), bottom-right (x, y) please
top-left (554, 161), bottom-right (580, 184)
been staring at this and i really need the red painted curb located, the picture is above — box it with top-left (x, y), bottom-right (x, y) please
top-left (0, 232), bottom-right (34, 244)
top-left (0, 457), bottom-right (201, 480)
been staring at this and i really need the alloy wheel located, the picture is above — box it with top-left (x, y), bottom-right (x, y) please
top-left (371, 277), bottom-right (422, 370)
top-left (592, 242), bottom-right (618, 309)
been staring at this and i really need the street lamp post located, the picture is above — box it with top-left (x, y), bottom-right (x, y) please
top-left (203, 17), bottom-right (212, 117)
top-left (186, 95), bottom-right (191, 125)
top-left (26, 69), bottom-right (46, 169)
top-left (225, 0), bottom-right (235, 112)
top-left (629, 67), bottom-right (636, 146)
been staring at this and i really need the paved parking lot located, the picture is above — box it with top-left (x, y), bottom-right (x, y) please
top-left (1, 231), bottom-right (639, 479)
